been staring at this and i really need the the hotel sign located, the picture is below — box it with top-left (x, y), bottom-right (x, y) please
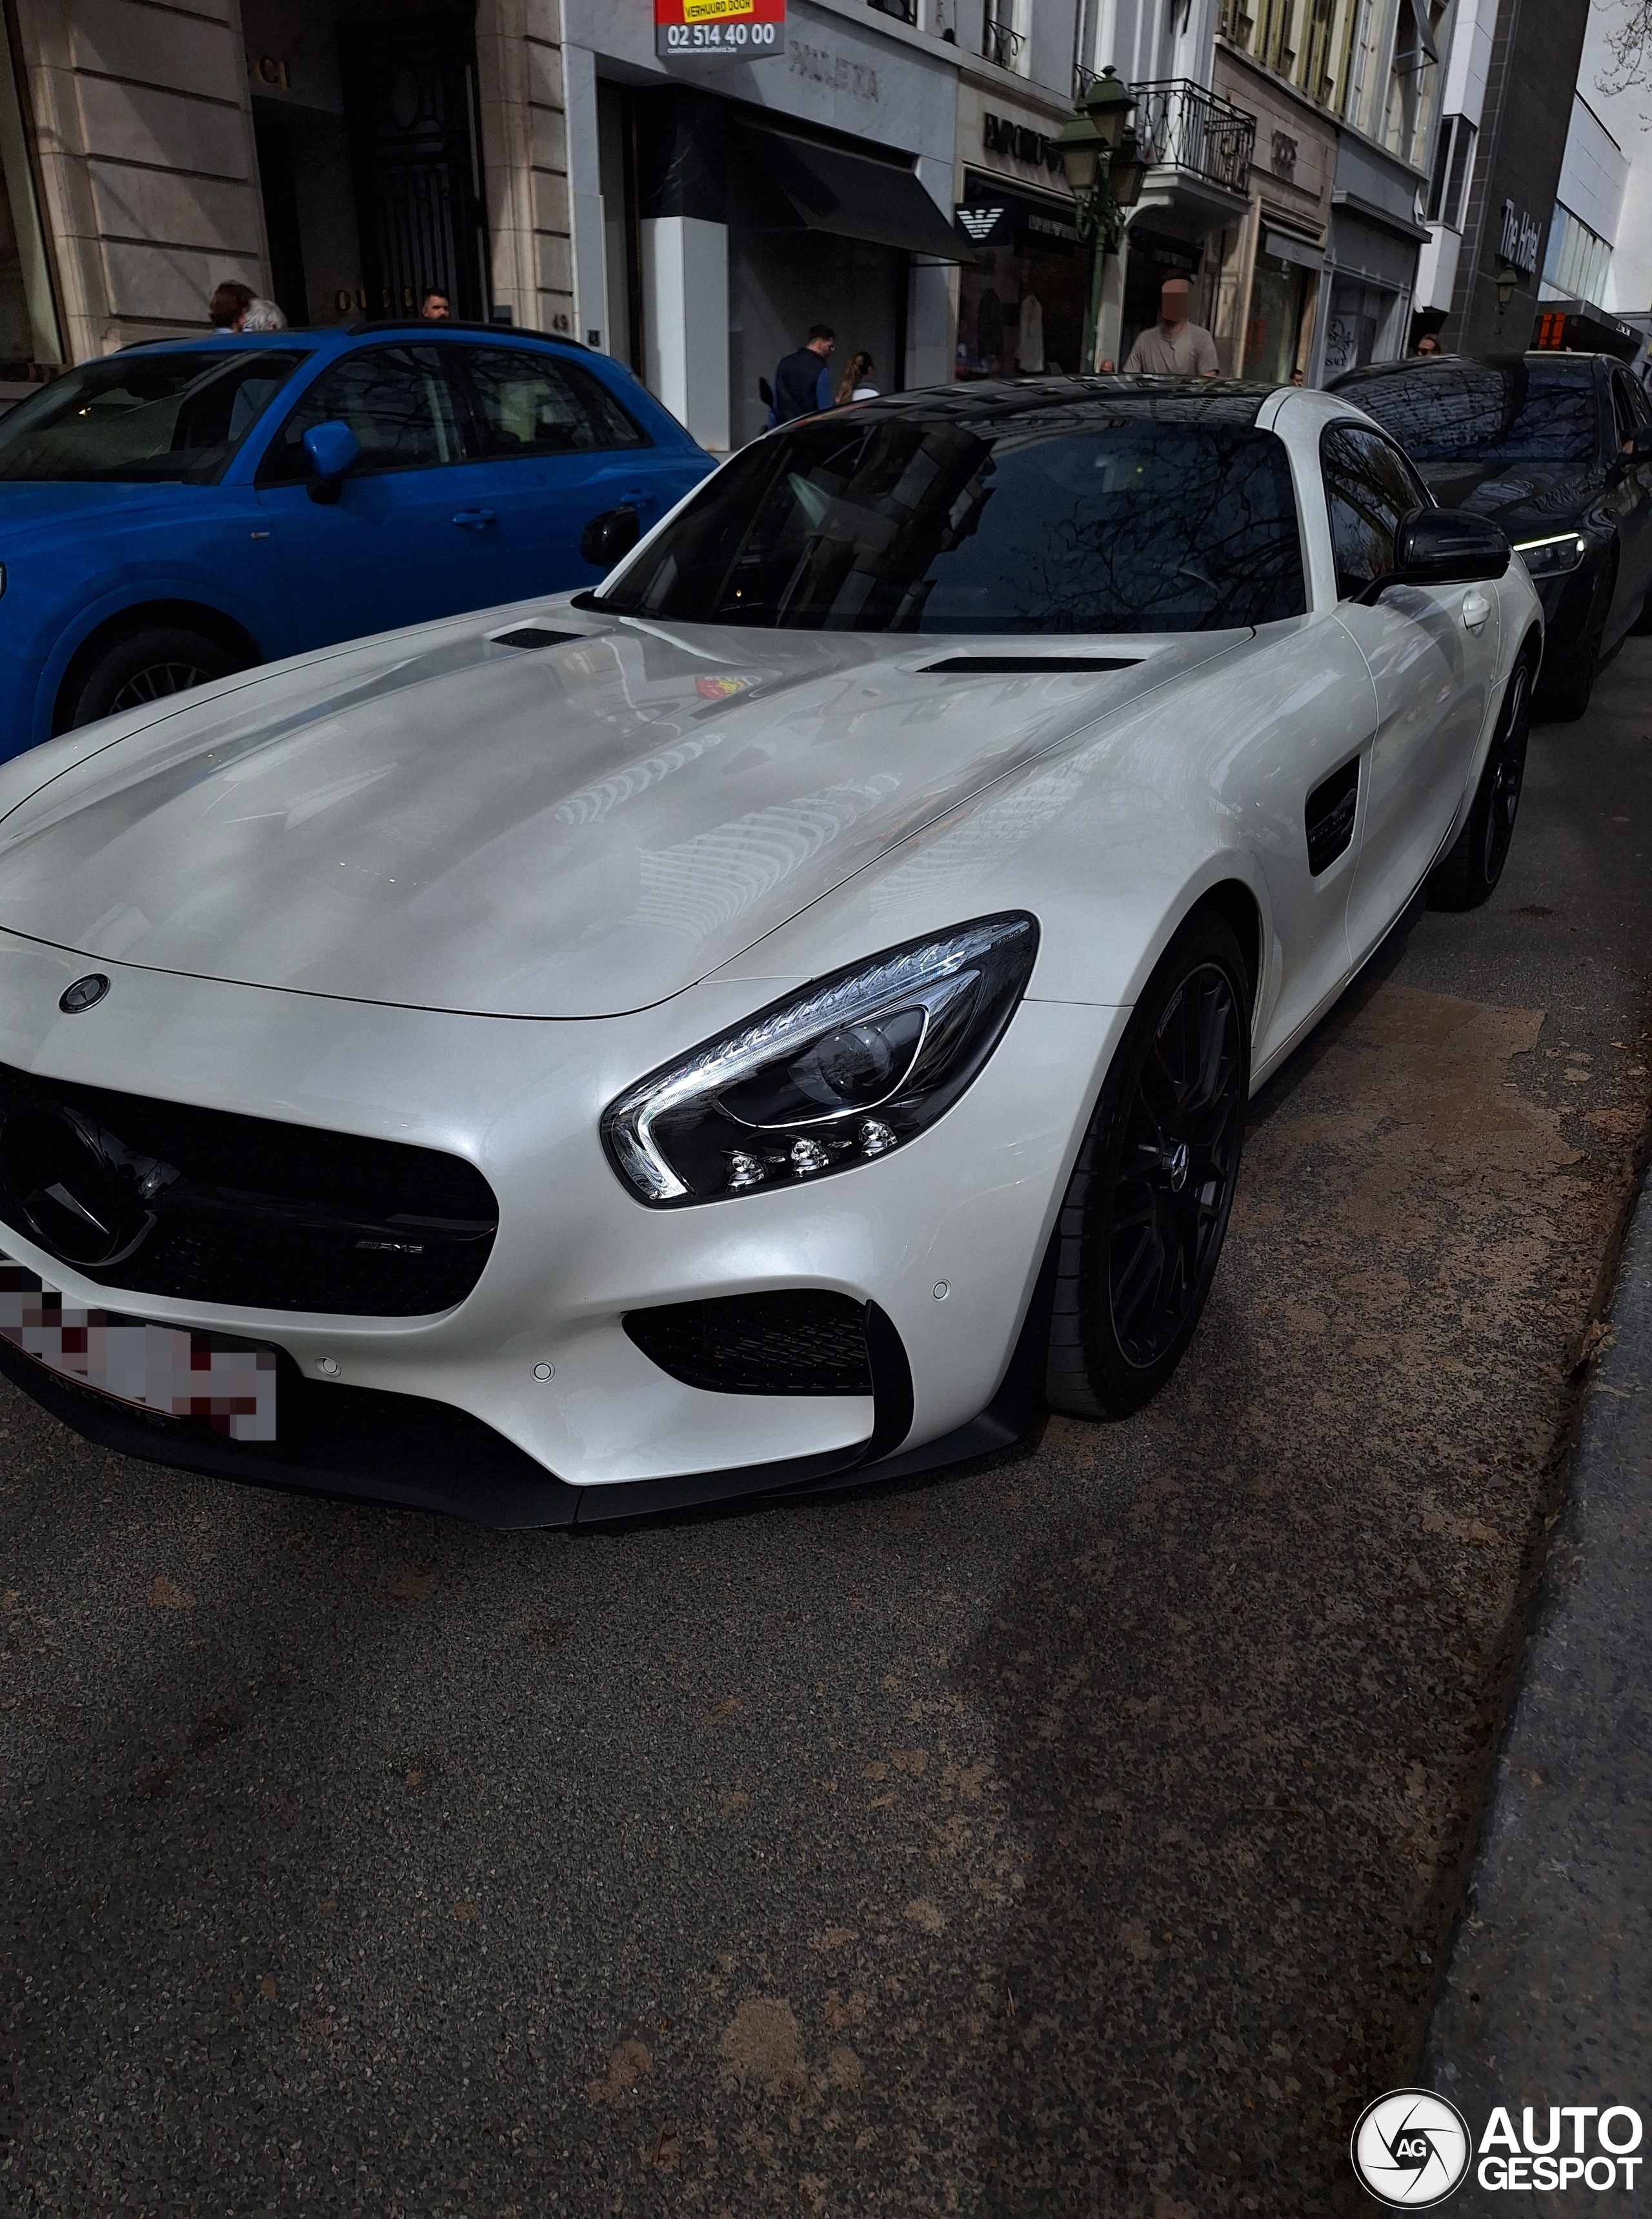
top-left (656, 0), bottom-right (786, 59)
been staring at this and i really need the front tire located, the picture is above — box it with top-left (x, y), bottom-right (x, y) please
top-left (1426, 655), bottom-right (1531, 912)
top-left (63, 625), bottom-right (250, 731)
top-left (1045, 914), bottom-right (1250, 1420)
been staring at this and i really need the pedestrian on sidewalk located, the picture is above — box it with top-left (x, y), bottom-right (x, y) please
top-left (836, 350), bottom-right (878, 403)
top-left (1123, 276), bottom-right (1218, 377)
top-left (209, 281), bottom-right (254, 333)
top-left (240, 298), bottom-right (289, 334)
top-left (421, 290), bottom-right (451, 321)
top-left (771, 325), bottom-right (835, 423)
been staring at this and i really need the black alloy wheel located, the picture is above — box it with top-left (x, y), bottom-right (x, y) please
top-left (1046, 914), bottom-right (1250, 1420)
top-left (63, 624), bottom-right (252, 732)
top-left (1427, 654), bottom-right (1532, 911)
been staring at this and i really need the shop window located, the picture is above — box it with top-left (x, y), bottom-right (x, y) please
top-left (1245, 252), bottom-right (1307, 386)
top-left (1320, 278), bottom-right (1392, 379)
top-left (0, 26), bottom-right (61, 377)
top-left (954, 176), bottom-right (1085, 379)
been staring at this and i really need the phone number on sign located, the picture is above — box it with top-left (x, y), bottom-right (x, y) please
top-left (658, 20), bottom-right (783, 50)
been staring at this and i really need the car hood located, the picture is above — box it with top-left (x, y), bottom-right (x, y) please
top-left (0, 614), bottom-right (1236, 1018)
top-left (1416, 457), bottom-right (1603, 537)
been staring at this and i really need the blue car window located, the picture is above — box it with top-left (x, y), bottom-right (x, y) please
top-left (259, 345), bottom-right (467, 483)
top-left (458, 345), bottom-right (648, 457)
top-left (0, 349), bottom-right (305, 483)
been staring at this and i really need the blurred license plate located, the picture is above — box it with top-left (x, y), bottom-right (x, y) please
top-left (0, 1262), bottom-right (277, 1440)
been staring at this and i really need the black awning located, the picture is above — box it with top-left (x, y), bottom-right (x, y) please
top-left (739, 128), bottom-right (973, 263)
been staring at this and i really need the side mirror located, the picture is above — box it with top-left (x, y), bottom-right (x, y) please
top-left (1357, 505), bottom-right (1509, 603)
top-left (303, 419), bottom-right (361, 505)
top-left (579, 504), bottom-right (641, 570)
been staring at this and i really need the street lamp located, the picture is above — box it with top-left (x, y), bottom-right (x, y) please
top-left (1493, 260), bottom-right (1522, 330)
top-left (1057, 68), bottom-right (1143, 373)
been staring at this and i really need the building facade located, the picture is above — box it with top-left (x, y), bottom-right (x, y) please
top-left (1430, 0), bottom-right (1589, 360)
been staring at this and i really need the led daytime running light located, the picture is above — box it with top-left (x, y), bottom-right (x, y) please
top-left (603, 914), bottom-right (1038, 1206)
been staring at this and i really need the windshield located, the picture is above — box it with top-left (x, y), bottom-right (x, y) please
top-left (1341, 361), bottom-right (1600, 468)
top-left (0, 350), bottom-right (306, 483)
top-left (594, 410), bottom-right (1307, 633)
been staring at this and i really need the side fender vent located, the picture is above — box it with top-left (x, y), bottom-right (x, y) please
top-left (1305, 756), bottom-right (1360, 876)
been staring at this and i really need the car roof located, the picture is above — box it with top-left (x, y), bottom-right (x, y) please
top-left (1329, 350), bottom-right (1608, 388)
top-left (832, 374), bottom-right (1282, 430)
top-left (116, 321), bottom-right (591, 358)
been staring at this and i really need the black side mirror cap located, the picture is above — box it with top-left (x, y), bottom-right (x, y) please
top-left (579, 505), bottom-right (641, 569)
top-left (1356, 505), bottom-right (1510, 603)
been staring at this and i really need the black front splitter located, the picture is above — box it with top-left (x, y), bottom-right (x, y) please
top-left (0, 1261), bottom-right (1052, 1529)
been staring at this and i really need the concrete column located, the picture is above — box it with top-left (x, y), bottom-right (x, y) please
top-left (1096, 251), bottom-right (1125, 370)
top-left (474, 0), bottom-right (538, 328)
top-left (906, 150), bottom-right (957, 394)
top-left (560, 39), bottom-right (607, 350)
top-left (641, 214), bottom-right (729, 451)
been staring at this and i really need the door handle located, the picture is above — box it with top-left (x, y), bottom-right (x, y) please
top-left (618, 488), bottom-right (656, 509)
top-left (452, 507), bottom-right (497, 530)
top-left (1461, 589), bottom-right (1491, 631)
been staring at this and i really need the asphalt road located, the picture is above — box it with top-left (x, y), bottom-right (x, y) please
top-left (4, 644), bottom-right (1652, 2218)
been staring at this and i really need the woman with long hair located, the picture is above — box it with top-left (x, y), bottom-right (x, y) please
top-left (836, 351), bottom-right (878, 403)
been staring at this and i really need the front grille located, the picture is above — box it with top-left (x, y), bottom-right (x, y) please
top-left (0, 1062), bottom-right (497, 1316)
top-left (623, 1291), bottom-right (872, 1395)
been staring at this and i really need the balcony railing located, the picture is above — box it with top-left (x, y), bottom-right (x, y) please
top-left (867, 0), bottom-right (918, 22)
top-left (982, 16), bottom-right (1026, 69)
top-left (1131, 78), bottom-right (1256, 197)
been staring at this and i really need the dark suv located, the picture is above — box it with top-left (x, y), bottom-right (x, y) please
top-left (1328, 350), bottom-right (1652, 718)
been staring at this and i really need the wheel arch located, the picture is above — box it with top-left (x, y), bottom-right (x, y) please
top-left (50, 600), bottom-right (263, 737)
top-left (1181, 877), bottom-right (1264, 1018)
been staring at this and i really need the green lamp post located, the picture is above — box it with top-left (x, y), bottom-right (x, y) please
top-left (1056, 67), bottom-right (1146, 373)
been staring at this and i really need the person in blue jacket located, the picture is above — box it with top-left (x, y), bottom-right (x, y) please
top-left (770, 325), bottom-right (836, 425)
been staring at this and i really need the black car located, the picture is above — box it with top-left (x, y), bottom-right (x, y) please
top-left (1328, 351), bottom-right (1652, 718)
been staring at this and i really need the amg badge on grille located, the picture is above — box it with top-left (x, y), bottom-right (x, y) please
top-left (59, 974), bottom-right (109, 1014)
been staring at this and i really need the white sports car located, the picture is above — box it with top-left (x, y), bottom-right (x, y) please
top-left (0, 377), bottom-right (1536, 1525)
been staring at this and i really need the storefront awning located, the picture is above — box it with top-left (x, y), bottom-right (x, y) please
top-left (1264, 225), bottom-right (1324, 270)
top-left (741, 128), bottom-right (974, 262)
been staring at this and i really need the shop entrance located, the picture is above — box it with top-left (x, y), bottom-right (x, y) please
top-left (244, 0), bottom-right (488, 328)
top-left (955, 173), bottom-right (1086, 379)
top-left (1120, 226), bottom-right (1204, 371)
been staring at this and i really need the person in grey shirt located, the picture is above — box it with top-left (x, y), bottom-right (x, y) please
top-left (1123, 276), bottom-right (1219, 376)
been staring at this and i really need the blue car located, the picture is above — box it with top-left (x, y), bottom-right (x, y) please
top-left (0, 323), bottom-right (715, 757)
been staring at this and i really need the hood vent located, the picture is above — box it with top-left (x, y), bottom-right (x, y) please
top-left (922, 654), bottom-right (1138, 675)
top-left (490, 626), bottom-right (583, 652)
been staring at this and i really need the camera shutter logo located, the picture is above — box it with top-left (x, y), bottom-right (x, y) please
top-left (1351, 2089), bottom-right (1471, 2208)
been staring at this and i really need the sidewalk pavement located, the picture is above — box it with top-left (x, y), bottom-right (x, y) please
top-left (1422, 1152), bottom-right (1652, 2209)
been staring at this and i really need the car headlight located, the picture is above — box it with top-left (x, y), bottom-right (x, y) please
top-left (1513, 532), bottom-right (1587, 578)
top-left (602, 912), bottom-right (1039, 1205)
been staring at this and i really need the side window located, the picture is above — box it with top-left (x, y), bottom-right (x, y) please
top-left (1611, 370), bottom-right (1647, 447)
top-left (258, 346), bottom-right (465, 484)
top-left (458, 346), bottom-right (649, 459)
top-left (1320, 423), bottom-right (1425, 598)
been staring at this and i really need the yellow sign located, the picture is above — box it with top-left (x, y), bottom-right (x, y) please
top-left (682, 0), bottom-right (754, 18)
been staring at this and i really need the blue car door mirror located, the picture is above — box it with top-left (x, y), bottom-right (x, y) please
top-left (303, 420), bottom-right (361, 504)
